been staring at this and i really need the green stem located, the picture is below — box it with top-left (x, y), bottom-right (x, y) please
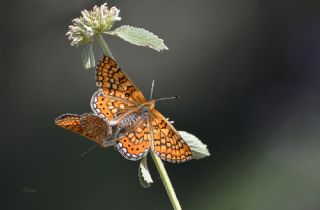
top-left (96, 34), bottom-right (114, 60)
top-left (151, 152), bottom-right (182, 210)
top-left (95, 34), bottom-right (180, 210)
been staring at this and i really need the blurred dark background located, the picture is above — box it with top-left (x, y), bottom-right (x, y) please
top-left (1, 0), bottom-right (320, 209)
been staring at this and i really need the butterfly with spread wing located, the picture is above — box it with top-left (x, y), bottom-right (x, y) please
top-left (56, 55), bottom-right (192, 163)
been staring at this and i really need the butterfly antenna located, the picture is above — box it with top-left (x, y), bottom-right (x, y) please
top-left (77, 144), bottom-right (98, 159)
top-left (155, 96), bottom-right (180, 101)
top-left (149, 80), bottom-right (155, 101)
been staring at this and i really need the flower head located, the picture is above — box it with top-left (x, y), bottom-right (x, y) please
top-left (66, 3), bottom-right (121, 46)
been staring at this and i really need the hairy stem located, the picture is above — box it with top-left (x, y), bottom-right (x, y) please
top-left (151, 152), bottom-right (182, 210)
top-left (96, 34), bottom-right (114, 60)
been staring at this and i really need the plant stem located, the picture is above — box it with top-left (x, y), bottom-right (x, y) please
top-left (96, 34), bottom-right (114, 60)
top-left (151, 152), bottom-right (182, 210)
top-left (95, 34), bottom-right (180, 210)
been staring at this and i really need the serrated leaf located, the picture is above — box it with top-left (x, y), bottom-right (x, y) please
top-left (138, 156), bottom-right (153, 188)
top-left (107, 25), bottom-right (168, 52)
top-left (179, 131), bottom-right (211, 159)
top-left (81, 42), bottom-right (95, 69)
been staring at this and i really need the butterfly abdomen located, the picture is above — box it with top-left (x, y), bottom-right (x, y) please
top-left (110, 110), bottom-right (148, 140)
top-left (119, 112), bottom-right (140, 128)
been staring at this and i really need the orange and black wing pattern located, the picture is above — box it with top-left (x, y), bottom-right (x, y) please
top-left (91, 88), bottom-right (137, 122)
top-left (115, 122), bottom-right (151, 161)
top-left (96, 56), bottom-right (146, 103)
top-left (91, 56), bottom-right (146, 121)
top-left (150, 110), bottom-right (192, 163)
top-left (55, 113), bottom-right (113, 147)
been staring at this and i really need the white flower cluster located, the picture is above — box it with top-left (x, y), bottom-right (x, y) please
top-left (66, 3), bottom-right (121, 46)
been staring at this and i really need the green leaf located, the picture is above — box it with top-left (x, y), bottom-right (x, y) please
top-left (81, 42), bottom-right (95, 69)
top-left (138, 156), bottom-right (153, 188)
top-left (179, 131), bottom-right (211, 159)
top-left (107, 25), bottom-right (168, 52)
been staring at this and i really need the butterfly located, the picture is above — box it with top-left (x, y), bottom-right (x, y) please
top-left (56, 55), bottom-right (192, 163)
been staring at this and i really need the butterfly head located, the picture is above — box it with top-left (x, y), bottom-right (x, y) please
top-left (148, 80), bottom-right (180, 105)
top-left (144, 100), bottom-right (156, 110)
top-left (143, 96), bottom-right (180, 111)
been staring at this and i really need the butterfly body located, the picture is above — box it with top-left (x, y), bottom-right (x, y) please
top-left (111, 100), bottom-right (155, 128)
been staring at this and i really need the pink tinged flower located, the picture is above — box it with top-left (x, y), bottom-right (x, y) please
top-left (66, 3), bottom-right (121, 46)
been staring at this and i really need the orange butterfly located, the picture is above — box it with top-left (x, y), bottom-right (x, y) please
top-left (56, 55), bottom-right (192, 163)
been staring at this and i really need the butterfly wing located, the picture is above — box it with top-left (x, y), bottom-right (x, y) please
top-left (96, 55), bottom-right (146, 103)
top-left (91, 56), bottom-right (146, 121)
top-left (115, 121), bottom-right (151, 161)
top-left (55, 113), bottom-right (113, 147)
top-left (91, 89), bottom-right (138, 122)
top-left (150, 110), bottom-right (192, 163)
